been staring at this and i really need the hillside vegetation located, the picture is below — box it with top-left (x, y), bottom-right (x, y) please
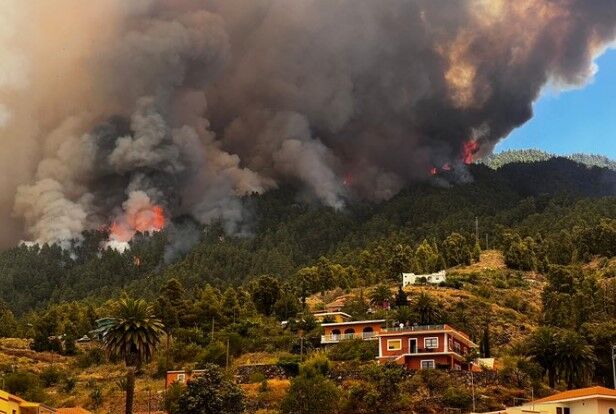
top-left (1, 155), bottom-right (616, 412)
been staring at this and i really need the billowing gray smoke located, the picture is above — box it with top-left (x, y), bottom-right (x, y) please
top-left (1, 0), bottom-right (616, 248)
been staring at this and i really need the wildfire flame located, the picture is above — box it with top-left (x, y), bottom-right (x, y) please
top-left (462, 139), bottom-right (479, 164)
top-left (109, 204), bottom-right (166, 242)
top-left (430, 166), bottom-right (438, 176)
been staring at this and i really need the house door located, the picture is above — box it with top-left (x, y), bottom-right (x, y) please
top-left (409, 338), bottom-right (417, 353)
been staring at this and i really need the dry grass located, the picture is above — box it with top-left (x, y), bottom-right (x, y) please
top-left (233, 352), bottom-right (282, 366)
top-left (454, 249), bottom-right (506, 274)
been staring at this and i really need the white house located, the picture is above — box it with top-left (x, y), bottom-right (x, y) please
top-left (482, 386), bottom-right (616, 414)
top-left (402, 270), bottom-right (446, 286)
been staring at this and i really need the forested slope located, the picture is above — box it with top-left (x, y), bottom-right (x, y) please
top-left (2, 157), bottom-right (616, 314)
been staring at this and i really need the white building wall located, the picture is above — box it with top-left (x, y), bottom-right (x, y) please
top-left (402, 270), bottom-right (447, 286)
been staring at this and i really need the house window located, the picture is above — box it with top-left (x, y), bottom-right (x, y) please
top-left (421, 360), bottom-right (435, 369)
top-left (564, 408), bottom-right (569, 414)
top-left (610, 409), bottom-right (615, 414)
top-left (177, 373), bottom-right (186, 383)
top-left (424, 337), bottom-right (438, 349)
top-left (387, 339), bottom-right (402, 351)
top-left (454, 363), bottom-right (461, 371)
top-left (454, 342), bottom-right (461, 353)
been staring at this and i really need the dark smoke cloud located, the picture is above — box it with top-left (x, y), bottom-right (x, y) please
top-left (2, 0), bottom-right (616, 247)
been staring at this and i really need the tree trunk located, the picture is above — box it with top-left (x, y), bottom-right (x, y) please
top-left (548, 367), bottom-right (556, 389)
top-left (125, 366), bottom-right (136, 414)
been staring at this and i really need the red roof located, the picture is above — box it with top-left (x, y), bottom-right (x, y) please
top-left (534, 386), bottom-right (616, 403)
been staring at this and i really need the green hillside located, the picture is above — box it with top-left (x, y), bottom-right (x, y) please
top-left (1, 155), bottom-right (616, 412)
top-left (480, 149), bottom-right (616, 171)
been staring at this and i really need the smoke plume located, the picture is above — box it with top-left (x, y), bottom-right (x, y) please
top-left (1, 0), bottom-right (616, 248)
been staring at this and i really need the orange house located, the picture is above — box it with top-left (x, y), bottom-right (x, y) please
top-left (377, 324), bottom-right (478, 370)
top-left (165, 369), bottom-right (206, 388)
top-left (321, 319), bottom-right (385, 344)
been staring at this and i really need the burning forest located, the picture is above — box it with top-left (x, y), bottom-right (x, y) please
top-left (1, 0), bottom-right (616, 251)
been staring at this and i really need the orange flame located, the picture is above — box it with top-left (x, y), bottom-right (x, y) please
top-left (462, 140), bottom-right (479, 164)
top-left (430, 166), bottom-right (438, 176)
top-left (109, 204), bottom-right (166, 242)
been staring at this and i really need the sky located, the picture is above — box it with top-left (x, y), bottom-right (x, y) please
top-left (496, 48), bottom-right (616, 158)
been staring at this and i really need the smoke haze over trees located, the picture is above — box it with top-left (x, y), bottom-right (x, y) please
top-left (0, 0), bottom-right (616, 248)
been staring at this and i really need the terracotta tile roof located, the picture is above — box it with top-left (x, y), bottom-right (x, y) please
top-left (56, 407), bottom-right (92, 414)
top-left (533, 386), bottom-right (616, 403)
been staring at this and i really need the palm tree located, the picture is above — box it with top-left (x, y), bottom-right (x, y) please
top-left (526, 327), bottom-right (559, 388)
top-left (411, 291), bottom-right (442, 325)
top-left (97, 298), bottom-right (164, 414)
top-left (556, 330), bottom-right (596, 389)
top-left (369, 284), bottom-right (392, 308)
top-left (526, 327), bottom-right (595, 389)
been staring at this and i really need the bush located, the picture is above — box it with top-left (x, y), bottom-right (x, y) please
top-left (164, 382), bottom-right (184, 414)
top-left (277, 354), bottom-right (301, 377)
top-left (280, 372), bottom-right (339, 414)
top-left (61, 376), bottom-right (77, 393)
top-left (301, 353), bottom-right (331, 376)
top-left (89, 387), bottom-right (103, 409)
top-left (248, 371), bottom-right (267, 384)
top-left (442, 386), bottom-right (473, 409)
top-left (40, 366), bottom-right (63, 387)
top-left (197, 341), bottom-right (227, 367)
top-left (76, 347), bottom-right (106, 368)
top-left (177, 364), bottom-right (245, 414)
top-left (173, 342), bottom-right (204, 363)
top-left (4, 371), bottom-right (41, 396)
top-left (328, 339), bottom-right (378, 361)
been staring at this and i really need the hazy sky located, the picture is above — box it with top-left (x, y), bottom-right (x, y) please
top-left (497, 48), bottom-right (616, 157)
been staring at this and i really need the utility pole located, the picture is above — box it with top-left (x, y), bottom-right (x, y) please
top-left (485, 233), bottom-right (489, 250)
top-left (470, 362), bottom-right (476, 412)
top-left (612, 344), bottom-right (616, 389)
top-left (211, 318), bottom-right (215, 341)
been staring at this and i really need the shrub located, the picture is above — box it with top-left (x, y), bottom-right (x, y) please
top-left (40, 366), bottom-right (63, 387)
top-left (61, 376), bottom-right (77, 393)
top-left (4, 371), bottom-right (41, 396)
top-left (248, 371), bottom-right (267, 384)
top-left (277, 354), bottom-right (301, 377)
top-left (328, 339), bottom-right (378, 361)
top-left (76, 347), bottom-right (106, 368)
top-left (442, 386), bottom-right (473, 409)
top-left (280, 372), bottom-right (339, 414)
top-left (164, 382), bottom-right (184, 414)
top-left (177, 364), bottom-right (245, 414)
top-left (197, 341), bottom-right (227, 367)
top-left (89, 387), bottom-right (103, 409)
top-left (301, 353), bottom-right (331, 376)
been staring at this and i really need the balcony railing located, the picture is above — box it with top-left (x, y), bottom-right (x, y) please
top-left (321, 332), bottom-right (378, 343)
top-left (383, 324), bottom-right (445, 333)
